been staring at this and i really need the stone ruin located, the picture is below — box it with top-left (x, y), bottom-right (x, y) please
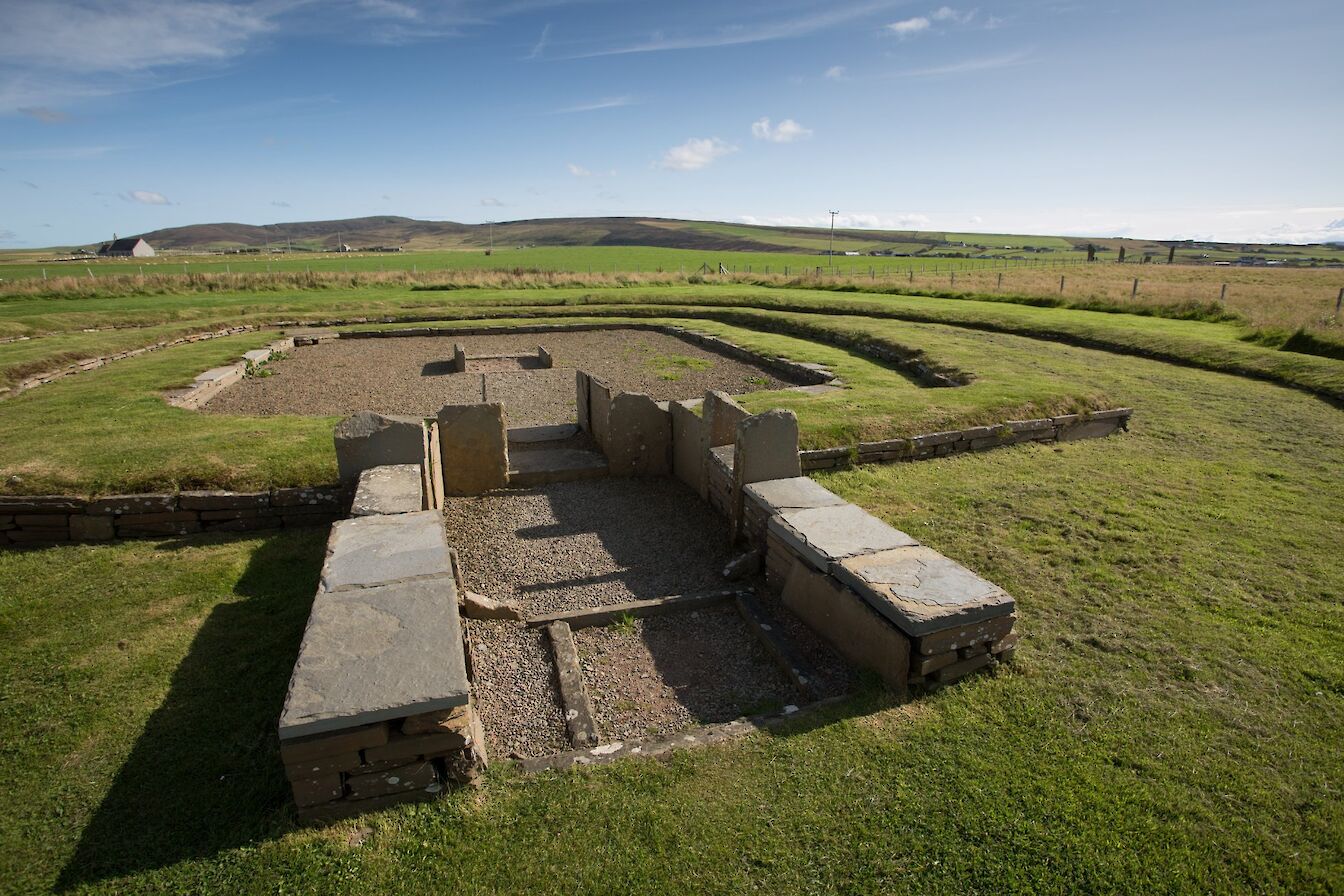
top-left (276, 366), bottom-right (1025, 822)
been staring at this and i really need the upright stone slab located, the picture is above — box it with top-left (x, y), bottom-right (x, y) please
top-left (670, 399), bottom-right (709, 497)
top-left (734, 410), bottom-right (801, 486)
top-left (352, 464), bottom-right (424, 516)
top-left (588, 378), bottom-right (613, 453)
top-left (538, 345), bottom-right (554, 368)
top-left (437, 403), bottom-right (509, 496)
top-left (452, 343), bottom-right (467, 373)
top-left (606, 392), bottom-right (671, 477)
top-left (334, 411), bottom-right (428, 484)
top-left (703, 390), bottom-right (748, 447)
top-left (768, 504), bottom-right (919, 573)
top-left (321, 511), bottom-right (454, 592)
top-left (575, 370), bottom-right (591, 433)
top-left (832, 545), bottom-right (1016, 637)
top-left (781, 561), bottom-right (910, 692)
top-left (277, 577), bottom-right (468, 740)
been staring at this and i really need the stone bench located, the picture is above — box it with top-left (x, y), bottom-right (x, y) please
top-left (351, 464), bottom-right (424, 516)
top-left (278, 509), bottom-right (482, 823)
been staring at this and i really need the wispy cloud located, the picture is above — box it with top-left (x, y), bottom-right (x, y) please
top-left (552, 96), bottom-right (636, 114)
top-left (930, 6), bottom-right (976, 24)
top-left (480, 197), bottom-right (505, 207)
top-left (888, 49), bottom-right (1033, 77)
top-left (567, 163), bottom-right (591, 176)
top-left (751, 117), bottom-right (812, 143)
top-left (886, 16), bottom-right (930, 37)
top-left (529, 23), bottom-right (552, 59)
top-left (824, 65), bottom-right (847, 80)
top-left (23, 181), bottom-right (39, 190)
top-left (0, 145), bottom-right (116, 161)
top-left (570, 1), bottom-right (905, 58)
top-left (18, 106), bottom-right (67, 123)
top-left (660, 137), bottom-right (736, 171)
top-left (739, 212), bottom-right (932, 230)
top-left (271, 200), bottom-right (291, 208)
top-left (122, 189), bottom-right (170, 205)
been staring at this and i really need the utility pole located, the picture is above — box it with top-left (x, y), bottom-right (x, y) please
top-left (828, 210), bottom-right (839, 271)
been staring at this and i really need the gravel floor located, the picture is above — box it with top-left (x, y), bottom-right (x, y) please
top-left (202, 329), bottom-right (801, 422)
top-left (468, 619), bottom-right (570, 759)
top-left (443, 477), bottom-right (737, 616)
top-left (573, 605), bottom-right (802, 740)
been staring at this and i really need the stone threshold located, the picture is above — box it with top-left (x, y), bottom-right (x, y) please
top-left (525, 588), bottom-right (746, 630)
top-left (517, 694), bottom-right (852, 775)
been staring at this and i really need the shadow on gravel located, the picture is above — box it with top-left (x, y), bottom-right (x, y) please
top-left (56, 530), bottom-right (326, 890)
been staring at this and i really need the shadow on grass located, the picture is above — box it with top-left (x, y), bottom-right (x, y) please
top-left (56, 530), bottom-right (326, 890)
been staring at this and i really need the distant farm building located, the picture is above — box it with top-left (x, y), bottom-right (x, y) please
top-left (98, 237), bottom-right (155, 257)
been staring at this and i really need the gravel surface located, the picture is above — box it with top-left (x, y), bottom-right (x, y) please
top-left (203, 329), bottom-right (800, 422)
top-left (745, 580), bottom-right (857, 700)
top-left (442, 477), bottom-right (737, 616)
top-left (573, 605), bottom-right (802, 740)
top-left (468, 619), bottom-right (570, 759)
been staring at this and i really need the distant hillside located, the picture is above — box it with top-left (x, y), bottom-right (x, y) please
top-left (119, 215), bottom-right (1344, 264)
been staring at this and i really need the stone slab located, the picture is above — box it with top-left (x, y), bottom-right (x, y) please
top-left (334, 411), bottom-right (427, 484)
top-left (575, 370), bottom-right (591, 432)
top-left (507, 423), bottom-right (578, 444)
top-left (437, 403), bottom-right (509, 496)
top-left (606, 392), bottom-right (671, 477)
top-left (351, 464), bottom-right (424, 517)
top-left (508, 449), bottom-right (608, 487)
top-left (767, 504), bottom-right (919, 573)
top-left (278, 576), bottom-right (468, 740)
top-left (670, 400), bottom-right (709, 498)
top-left (242, 348), bottom-right (273, 365)
top-left (589, 378), bottom-right (612, 451)
top-left (703, 390), bottom-right (748, 447)
top-left (346, 760), bottom-right (440, 801)
top-left (735, 409), bottom-right (801, 486)
top-left (743, 477), bottom-right (846, 515)
top-left (320, 511), bottom-right (453, 592)
top-left (279, 722), bottom-right (389, 764)
top-left (779, 561), bottom-right (910, 692)
top-left (833, 546), bottom-right (1015, 637)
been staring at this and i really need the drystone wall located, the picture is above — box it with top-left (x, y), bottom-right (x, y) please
top-left (800, 409), bottom-right (1133, 471)
top-left (0, 486), bottom-right (349, 545)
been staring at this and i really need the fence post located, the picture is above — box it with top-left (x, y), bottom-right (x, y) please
top-left (1059, 275), bottom-right (1065, 293)
top-left (1337, 287), bottom-right (1343, 317)
top-left (42, 268), bottom-right (47, 279)
top-left (950, 271), bottom-right (956, 287)
top-left (908, 269), bottom-right (913, 283)
top-left (1132, 278), bottom-right (1139, 298)
top-left (996, 272), bottom-right (1002, 290)
top-left (1220, 283), bottom-right (1228, 303)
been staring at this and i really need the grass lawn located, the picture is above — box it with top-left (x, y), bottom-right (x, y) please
top-left (1, 333), bottom-right (1340, 894)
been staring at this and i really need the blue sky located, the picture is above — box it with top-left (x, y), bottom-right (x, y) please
top-left (1, 0), bottom-right (1341, 247)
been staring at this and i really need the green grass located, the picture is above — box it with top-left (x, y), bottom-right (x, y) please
top-left (0, 245), bottom-right (1021, 283)
top-left (2, 335), bottom-right (1340, 893)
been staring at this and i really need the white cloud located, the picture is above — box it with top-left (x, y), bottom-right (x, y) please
top-left (271, 200), bottom-right (291, 208)
top-left (660, 137), bottom-right (736, 171)
top-left (930, 6), bottom-right (976, 24)
top-left (738, 212), bottom-right (932, 230)
top-left (123, 189), bottom-right (170, 205)
top-left (567, 163), bottom-right (592, 177)
top-left (751, 117), bottom-right (813, 143)
top-left (886, 16), bottom-right (930, 36)
top-left (824, 65), bottom-right (846, 80)
top-left (968, 215), bottom-right (983, 225)
top-left (480, 197), bottom-right (505, 207)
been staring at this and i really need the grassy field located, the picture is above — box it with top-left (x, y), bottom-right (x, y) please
top-left (0, 245), bottom-right (1025, 283)
top-left (2, 329), bottom-right (1340, 893)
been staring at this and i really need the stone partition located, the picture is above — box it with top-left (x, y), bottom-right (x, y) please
top-left (588, 377), bottom-right (613, 452)
top-left (703, 390), bottom-right (749, 448)
top-left (575, 370), bottom-right (591, 433)
top-left (670, 399), bottom-right (709, 498)
top-left (437, 403), bottom-right (509, 495)
top-left (334, 411), bottom-right (430, 484)
top-left (164, 336), bottom-right (293, 410)
top-left (605, 393), bottom-right (671, 477)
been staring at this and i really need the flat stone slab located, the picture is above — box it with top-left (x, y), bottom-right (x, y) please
top-left (744, 477), bottom-right (847, 515)
top-left (508, 423), bottom-right (579, 444)
top-left (508, 449), bottom-right (608, 487)
top-left (320, 511), bottom-right (453, 592)
top-left (277, 577), bottom-right (468, 740)
top-left (195, 365), bottom-right (242, 385)
top-left (242, 348), bottom-right (273, 364)
top-left (352, 464), bottom-right (424, 517)
top-left (832, 545), bottom-right (1016, 637)
top-left (767, 504), bottom-right (919, 573)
